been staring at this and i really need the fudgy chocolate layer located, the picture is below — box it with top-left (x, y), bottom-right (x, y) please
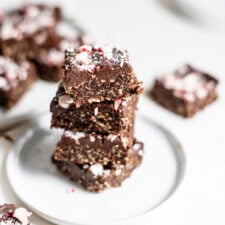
top-left (50, 83), bottom-right (138, 133)
top-left (53, 124), bottom-right (134, 165)
top-left (52, 141), bottom-right (143, 192)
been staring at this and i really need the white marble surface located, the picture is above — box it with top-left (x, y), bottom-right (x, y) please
top-left (0, 0), bottom-right (225, 224)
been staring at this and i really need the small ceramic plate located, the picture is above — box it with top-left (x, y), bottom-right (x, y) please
top-left (0, 20), bottom-right (86, 129)
top-left (6, 114), bottom-right (185, 225)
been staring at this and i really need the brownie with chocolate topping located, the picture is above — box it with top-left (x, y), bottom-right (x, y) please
top-left (52, 141), bottom-right (143, 192)
top-left (53, 124), bottom-right (134, 165)
top-left (0, 56), bottom-right (37, 109)
top-left (150, 64), bottom-right (218, 118)
top-left (64, 45), bottom-right (143, 106)
top-left (0, 203), bottom-right (32, 225)
top-left (0, 4), bottom-right (61, 61)
top-left (34, 35), bottom-right (89, 82)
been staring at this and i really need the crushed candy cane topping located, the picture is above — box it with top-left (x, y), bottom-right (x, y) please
top-left (157, 64), bottom-right (217, 103)
top-left (0, 5), bottom-right (57, 40)
top-left (0, 57), bottom-right (29, 91)
top-left (0, 204), bottom-right (31, 225)
top-left (65, 45), bottom-right (129, 73)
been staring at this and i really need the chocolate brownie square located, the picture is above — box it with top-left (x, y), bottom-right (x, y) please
top-left (0, 57), bottom-right (37, 109)
top-left (0, 204), bottom-right (32, 225)
top-left (50, 83), bottom-right (138, 133)
top-left (34, 35), bottom-right (87, 82)
top-left (0, 4), bottom-right (61, 61)
top-left (64, 45), bottom-right (143, 106)
top-left (151, 64), bottom-right (218, 117)
top-left (53, 124), bottom-right (134, 165)
top-left (52, 141), bottom-right (143, 192)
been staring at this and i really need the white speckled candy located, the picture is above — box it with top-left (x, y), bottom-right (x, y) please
top-left (107, 134), bottom-right (118, 142)
top-left (65, 45), bottom-right (129, 73)
top-left (0, 77), bottom-right (8, 90)
top-left (44, 49), bottom-right (64, 65)
top-left (13, 207), bottom-right (32, 225)
top-left (58, 95), bottom-right (73, 109)
top-left (195, 87), bottom-right (208, 99)
top-left (163, 74), bottom-right (176, 89)
top-left (89, 136), bottom-right (96, 142)
top-left (89, 164), bottom-right (103, 176)
top-left (183, 93), bottom-right (195, 103)
top-left (182, 73), bottom-right (200, 92)
top-left (76, 52), bottom-right (90, 64)
top-left (64, 131), bottom-right (85, 141)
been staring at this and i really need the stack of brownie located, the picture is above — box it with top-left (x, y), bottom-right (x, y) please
top-left (50, 45), bottom-right (144, 192)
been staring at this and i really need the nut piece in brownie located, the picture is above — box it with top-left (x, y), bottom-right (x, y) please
top-left (52, 141), bottom-right (143, 192)
top-left (64, 45), bottom-right (143, 106)
top-left (0, 4), bottom-right (61, 60)
top-left (53, 124), bottom-right (134, 165)
top-left (151, 64), bottom-right (218, 117)
top-left (50, 83), bottom-right (138, 133)
top-left (34, 34), bottom-right (90, 82)
top-left (0, 203), bottom-right (32, 225)
top-left (0, 57), bottom-right (37, 109)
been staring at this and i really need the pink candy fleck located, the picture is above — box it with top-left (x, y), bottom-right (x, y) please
top-left (67, 187), bottom-right (76, 195)
top-left (114, 99), bottom-right (122, 110)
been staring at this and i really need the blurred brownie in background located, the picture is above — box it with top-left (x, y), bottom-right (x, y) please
top-left (0, 4), bottom-right (61, 61)
top-left (151, 64), bottom-right (218, 117)
top-left (0, 203), bottom-right (32, 225)
top-left (0, 56), bottom-right (37, 109)
top-left (34, 34), bottom-right (90, 82)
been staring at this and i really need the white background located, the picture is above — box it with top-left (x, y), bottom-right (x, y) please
top-left (0, 0), bottom-right (225, 224)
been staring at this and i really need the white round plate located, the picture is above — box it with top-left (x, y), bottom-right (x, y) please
top-left (6, 114), bottom-right (185, 225)
top-left (0, 20), bottom-right (85, 129)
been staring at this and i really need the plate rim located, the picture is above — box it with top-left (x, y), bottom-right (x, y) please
top-left (6, 115), bottom-right (186, 225)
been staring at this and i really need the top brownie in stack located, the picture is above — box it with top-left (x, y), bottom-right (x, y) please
top-left (0, 4), bottom-right (61, 61)
top-left (64, 45), bottom-right (143, 107)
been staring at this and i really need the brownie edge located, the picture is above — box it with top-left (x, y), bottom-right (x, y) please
top-left (52, 140), bottom-right (144, 192)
